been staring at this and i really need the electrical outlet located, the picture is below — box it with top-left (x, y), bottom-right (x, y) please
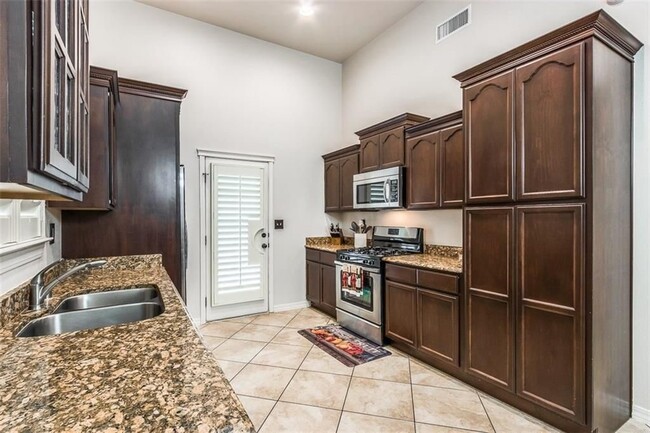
top-left (49, 223), bottom-right (55, 244)
top-left (274, 219), bottom-right (284, 230)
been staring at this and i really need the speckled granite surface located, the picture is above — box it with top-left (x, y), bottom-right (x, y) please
top-left (305, 237), bottom-right (353, 253)
top-left (384, 245), bottom-right (463, 274)
top-left (0, 254), bottom-right (254, 433)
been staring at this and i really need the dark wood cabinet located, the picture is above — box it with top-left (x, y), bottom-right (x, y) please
top-left (454, 11), bottom-right (641, 432)
top-left (464, 207), bottom-right (515, 390)
top-left (322, 145), bottom-right (359, 212)
top-left (356, 113), bottom-right (429, 173)
top-left (464, 71), bottom-right (515, 204)
top-left (1, 0), bottom-right (91, 201)
top-left (385, 280), bottom-right (417, 346)
top-left (305, 248), bottom-right (337, 317)
top-left (516, 44), bottom-right (585, 201)
top-left (385, 263), bottom-right (461, 367)
top-left (405, 111), bottom-right (463, 210)
top-left (61, 77), bottom-right (188, 290)
top-left (50, 67), bottom-right (119, 210)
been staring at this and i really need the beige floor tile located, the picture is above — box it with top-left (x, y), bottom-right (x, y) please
top-left (211, 339), bottom-right (266, 363)
top-left (344, 377), bottom-right (414, 421)
top-left (202, 335), bottom-right (226, 350)
top-left (237, 396), bottom-right (275, 431)
top-left (215, 359), bottom-right (246, 381)
top-left (220, 315), bottom-right (257, 324)
top-left (616, 419), bottom-right (650, 433)
top-left (410, 360), bottom-right (469, 390)
top-left (338, 412), bottom-right (416, 433)
top-left (252, 312), bottom-right (297, 327)
top-left (271, 328), bottom-right (314, 347)
top-left (299, 346), bottom-right (354, 376)
top-left (296, 307), bottom-right (329, 318)
top-left (259, 401), bottom-right (340, 433)
top-left (200, 321), bottom-right (246, 338)
top-left (250, 343), bottom-right (311, 369)
top-left (353, 354), bottom-right (410, 383)
top-left (285, 314), bottom-right (331, 329)
top-left (230, 364), bottom-right (296, 399)
top-left (480, 394), bottom-right (559, 433)
top-left (416, 423), bottom-right (485, 433)
top-left (280, 370), bottom-right (350, 410)
top-left (231, 324), bottom-right (283, 342)
top-left (412, 385), bottom-right (492, 432)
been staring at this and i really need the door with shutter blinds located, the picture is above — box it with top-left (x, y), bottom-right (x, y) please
top-left (207, 160), bottom-right (269, 320)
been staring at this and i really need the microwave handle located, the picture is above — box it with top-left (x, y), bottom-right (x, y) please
top-left (383, 179), bottom-right (390, 203)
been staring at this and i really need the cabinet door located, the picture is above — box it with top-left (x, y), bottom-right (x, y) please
top-left (324, 159), bottom-right (340, 211)
top-left (516, 44), bottom-right (584, 201)
top-left (406, 131), bottom-right (440, 209)
top-left (385, 280), bottom-right (417, 346)
top-left (379, 127), bottom-right (405, 169)
top-left (516, 204), bottom-right (585, 422)
top-left (320, 264), bottom-right (337, 316)
top-left (76, 2), bottom-right (90, 189)
top-left (465, 207), bottom-right (515, 390)
top-left (339, 154), bottom-right (359, 211)
top-left (306, 260), bottom-right (321, 304)
top-left (464, 71), bottom-right (515, 204)
top-left (418, 289), bottom-right (459, 365)
top-left (360, 136), bottom-right (380, 172)
top-left (440, 125), bottom-right (464, 207)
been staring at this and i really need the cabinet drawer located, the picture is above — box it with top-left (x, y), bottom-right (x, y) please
top-left (306, 248), bottom-right (320, 262)
top-left (320, 251), bottom-right (337, 266)
top-left (417, 270), bottom-right (459, 294)
top-left (385, 264), bottom-right (417, 285)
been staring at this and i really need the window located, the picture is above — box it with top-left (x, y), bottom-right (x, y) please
top-left (0, 199), bottom-right (48, 254)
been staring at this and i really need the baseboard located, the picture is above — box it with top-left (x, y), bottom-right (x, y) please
top-left (272, 300), bottom-right (309, 312)
top-left (633, 404), bottom-right (650, 425)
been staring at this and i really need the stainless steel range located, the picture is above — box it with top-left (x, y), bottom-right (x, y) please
top-left (335, 226), bottom-right (424, 345)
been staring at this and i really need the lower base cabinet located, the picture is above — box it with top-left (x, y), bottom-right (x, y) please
top-left (385, 264), bottom-right (460, 366)
top-left (305, 248), bottom-right (337, 317)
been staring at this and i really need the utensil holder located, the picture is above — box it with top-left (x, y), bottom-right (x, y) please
top-left (354, 233), bottom-right (368, 248)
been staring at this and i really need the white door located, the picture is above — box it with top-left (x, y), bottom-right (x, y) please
top-left (206, 159), bottom-right (270, 321)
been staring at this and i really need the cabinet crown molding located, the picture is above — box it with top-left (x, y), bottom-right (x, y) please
top-left (355, 113), bottom-right (430, 139)
top-left (90, 66), bottom-right (120, 103)
top-left (118, 77), bottom-right (188, 102)
top-left (322, 144), bottom-right (360, 161)
top-left (453, 9), bottom-right (643, 86)
top-left (406, 111), bottom-right (463, 138)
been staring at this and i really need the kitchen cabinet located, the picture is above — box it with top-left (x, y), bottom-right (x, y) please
top-left (0, 0), bottom-right (91, 201)
top-left (405, 111), bottom-right (463, 209)
top-left (61, 76), bottom-right (188, 290)
top-left (355, 113), bottom-right (429, 173)
top-left (322, 145), bottom-right (359, 212)
top-left (454, 10), bottom-right (641, 432)
top-left (385, 263), bottom-right (461, 367)
top-left (305, 248), bottom-right (337, 317)
top-left (50, 67), bottom-right (119, 210)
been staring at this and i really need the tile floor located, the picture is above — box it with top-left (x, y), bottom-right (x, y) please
top-left (200, 307), bottom-right (650, 433)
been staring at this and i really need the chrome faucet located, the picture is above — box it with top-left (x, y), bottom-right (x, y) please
top-left (29, 259), bottom-right (108, 311)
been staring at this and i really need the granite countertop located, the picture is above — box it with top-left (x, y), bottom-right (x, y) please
top-left (383, 254), bottom-right (463, 274)
top-left (305, 236), bottom-right (353, 253)
top-left (0, 255), bottom-right (254, 433)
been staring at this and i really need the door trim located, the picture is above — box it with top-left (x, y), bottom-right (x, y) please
top-left (198, 149), bottom-right (275, 325)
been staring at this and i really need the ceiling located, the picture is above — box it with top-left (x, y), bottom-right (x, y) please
top-left (135, 0), bottom-right (423, 62)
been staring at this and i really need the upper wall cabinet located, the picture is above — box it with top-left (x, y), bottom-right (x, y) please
top-left (322, 145), bottom-right (360, 212)
top-left (355, 113), bottom-right (429, 173)
top-left (405, 111), bottom-right (464, 210)
top-left (0, 0), bottom-right (90, 201)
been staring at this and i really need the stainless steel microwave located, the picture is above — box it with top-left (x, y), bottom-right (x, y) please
top-left (353, 166), bottom-right (404, 210)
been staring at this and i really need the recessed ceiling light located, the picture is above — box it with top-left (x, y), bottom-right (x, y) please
top-left (299, 4), bottom-right (314, 16)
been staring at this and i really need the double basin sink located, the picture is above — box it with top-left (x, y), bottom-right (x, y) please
top-left (16, 286), bottom-right (164, 338)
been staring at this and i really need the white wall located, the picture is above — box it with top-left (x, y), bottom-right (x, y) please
top-left (89, 0), bottom-right (342, 318)
top-left (340, 0), bottom-right (649, 421)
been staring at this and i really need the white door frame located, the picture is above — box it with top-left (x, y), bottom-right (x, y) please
top-left (198, 149), bottom-right (275, 325)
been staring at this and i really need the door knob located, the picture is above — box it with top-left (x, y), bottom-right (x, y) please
top-left (262, 243), bottom-right (268, 249)
top-left (262, 233), bottom-right (267, 238)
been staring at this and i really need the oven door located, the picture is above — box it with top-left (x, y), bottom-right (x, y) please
top-left (353, 169), bottom-right (402, 210)
top-left (335, 261), bottom-right (382, 325)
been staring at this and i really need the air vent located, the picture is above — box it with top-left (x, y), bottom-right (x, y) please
top-left (436, 6), bottom-right (471, 43)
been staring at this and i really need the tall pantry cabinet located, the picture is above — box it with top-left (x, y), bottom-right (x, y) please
top-left (454, 10), bottom-right (641, 433)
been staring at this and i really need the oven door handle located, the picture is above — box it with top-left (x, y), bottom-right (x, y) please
top-left (335, 261), bottom-right (381, 275)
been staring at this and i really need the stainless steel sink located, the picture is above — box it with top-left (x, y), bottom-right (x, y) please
top-left (52, 286), bottom-right (160, 313)
top-left (16, 286), bottom-right (165, 338)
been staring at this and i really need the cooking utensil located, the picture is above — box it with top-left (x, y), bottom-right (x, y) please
top-left (351, 221), bottom-right (359, 233)
top-left (363, 226), bottom-right (373, 234)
